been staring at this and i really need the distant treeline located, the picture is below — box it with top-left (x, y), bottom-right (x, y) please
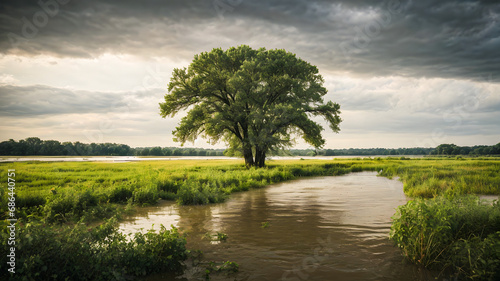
top-left (0, 138), bottom-right (224, 157)
top-left (291, 143), bottom-right (500, 156)
top-left (290, 147), bottom-right (434, 156)
top-left (136, 147), bottom-right (225, 157)
top-left (430, 143), bottom-right (500, 156)
top-left (0, 137), bottom-right (498, 157)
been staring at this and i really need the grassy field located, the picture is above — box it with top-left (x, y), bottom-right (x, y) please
top-left (0, 157), bottom-right (499, 223)
top-left (1, 157), bottom-right (499, 280)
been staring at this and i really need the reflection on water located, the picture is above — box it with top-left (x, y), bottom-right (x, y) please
top-left (120, 172), bottom-right (439, 281)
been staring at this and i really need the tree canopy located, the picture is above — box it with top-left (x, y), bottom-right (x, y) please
top-left (160, 45), bottom-right (342, 167)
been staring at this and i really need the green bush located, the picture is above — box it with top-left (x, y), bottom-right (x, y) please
top-left (43, 194), bottom-right (75, 222)
top-left (0, 219), bottom-right (188, 281)
top-left (73, 190), bottom-right (98, 215)
top-left (157, 177), bottom-right (181, 193)
top-left (390, 196), bottom-right (500, 280)
top-left (176, 180), bottom-right (227, 205)
top-left (176, 183), bottom-right (208, 205)
top-left (16, 194), bottom-right (47, 208)
top-left (42, 191), bottom-right (100, 222)
top-left (158, 190), bottom-right (177, 200)
top-left (449, 232), bottom-right (500, 280)
top-left (108, 185), bottom-right (133, 203)
top-left (133, 185), bottom-right (159, 205)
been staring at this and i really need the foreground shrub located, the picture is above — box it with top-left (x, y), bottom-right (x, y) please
top-left (390, 195), bottom-right (500, 280)
top-left (133, 185), bottom-right (159, 205)
top-left (0, 219), bottom-right (188, 281)
top-left (108, 185), bottom-right (133, 203)
top-left (42, 191), bottom-right (101, 223)
top-left (16, 194), bottom-right (46, 209)
top-left (43, 194), bottom-right (75, 222)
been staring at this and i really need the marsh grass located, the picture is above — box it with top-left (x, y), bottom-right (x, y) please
top-left (377, 158), bottom-right (500, 197)
top-left (390, 195), bottom-right (500, 280)
top-left (1, 158), bottom-right (499, 223)
top-left (1, 158), bottom-right (499, 280)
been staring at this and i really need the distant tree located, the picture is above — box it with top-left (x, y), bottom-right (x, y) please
top-left (460, 147), bottom-right (471, 155)
top-left (452, 146), bottom-right (462, 155)
top-left (141, 148), bottom-right (150, 156)
top-left (183, 148), bottom-right (197, 156)
top-left (149, 147), bottom-right (163, 156)
top-left (435, 144), bottom-right (458, 155)
top-left (172, 149), bottom-right (183, 156)
top-left (306, 150), bottom-right (317, 157)
top-left (73, 142), bottom-right (88, 155)
top-left (492, 143), bottom-right (500, 155)
top-left (39, 140), bottom-right (63, 155)
top-left (475, 146), bottom-right (490, 155)
top-left (61, 142), bottom-right (74, 155)
top-left (119, 144), bottom-right (132, 155)
top-left (24, 137), bottom-right (42, 155)
top-left (162, 148), bottom-right (172, 156)
top-left (0, 139), bottom-right (18, 155)
top-left (160, 45), bottom-right (341, 167)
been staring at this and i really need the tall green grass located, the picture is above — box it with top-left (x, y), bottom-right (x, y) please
top-left (390, 195), bottom-right (500, 280)
top-left (1, 158), bottom-right (499, 223)
top-left (378, 158), bottom-right (500, 197)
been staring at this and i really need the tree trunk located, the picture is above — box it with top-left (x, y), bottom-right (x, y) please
top-left (254, 147), bottom-right (266, 168)
top-left (243, 145), bottom-right (254, 168)
top-left (258, 152), bottom-right (266, 167)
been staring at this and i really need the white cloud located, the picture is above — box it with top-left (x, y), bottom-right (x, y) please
top-left (0, 54), bottom-right (185, 92)
top-left (0, 74), bottom-right (18, 84)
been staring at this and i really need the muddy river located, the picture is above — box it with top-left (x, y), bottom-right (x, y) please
top-left (120, 172), bottom-right (440, 281)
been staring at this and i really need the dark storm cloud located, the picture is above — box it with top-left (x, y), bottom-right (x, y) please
top-left (0, 84), bottom-right (163, 117)
top-left (0, 0), bottom-right (499, 82)
top-left (0, 0), bottom-right (214, 58)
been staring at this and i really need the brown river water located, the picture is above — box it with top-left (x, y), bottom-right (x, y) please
top-left (120, 172), bottom-right (441, 281)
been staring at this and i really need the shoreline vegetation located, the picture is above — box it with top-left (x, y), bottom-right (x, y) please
top-left (1, 158), bottom-right (500, 280)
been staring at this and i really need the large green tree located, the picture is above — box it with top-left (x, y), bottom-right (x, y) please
top-left (160, 45), bottom-right (342, 167)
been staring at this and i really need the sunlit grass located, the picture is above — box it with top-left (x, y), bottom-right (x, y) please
top-left (1, 157), bottom-right (499, 223)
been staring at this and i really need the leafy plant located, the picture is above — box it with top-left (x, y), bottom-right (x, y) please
top-left (203, 260), bottom-right (239, 280)
top-left (390, 196), bottom-right (500, 280)
top-left (204, 231), bottom-right (228, 242)
top-left (0, 219), bottom-right (188, 281)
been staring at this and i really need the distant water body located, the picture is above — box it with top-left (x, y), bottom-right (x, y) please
top-left (0, 155), bottom-right (424, 163)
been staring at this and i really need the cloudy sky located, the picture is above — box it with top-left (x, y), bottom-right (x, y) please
top-left (0, 0), bottom-right (499, 149)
